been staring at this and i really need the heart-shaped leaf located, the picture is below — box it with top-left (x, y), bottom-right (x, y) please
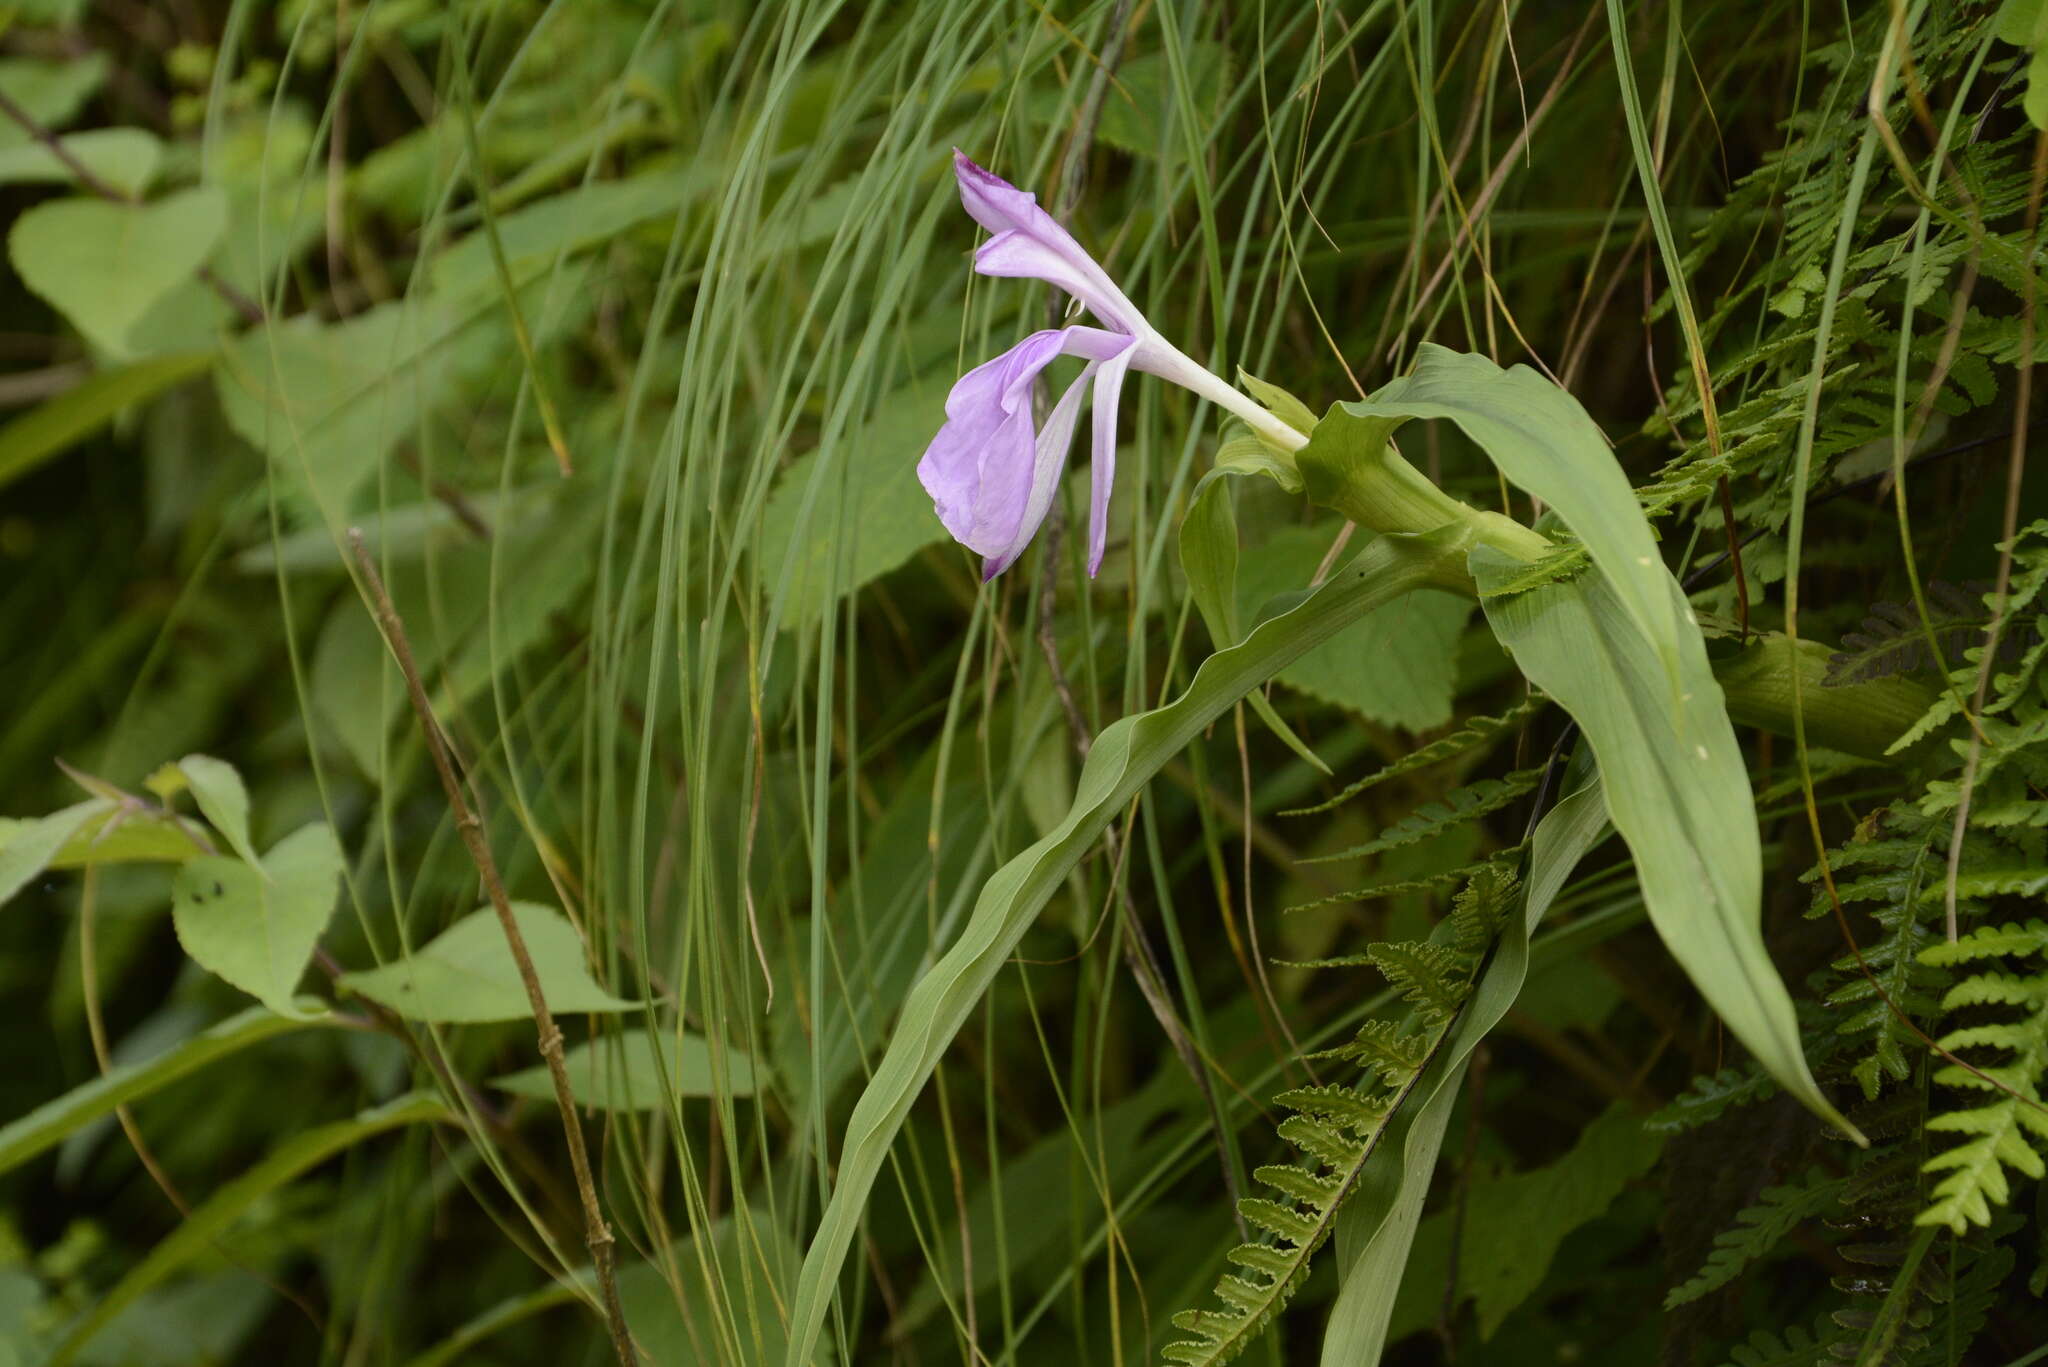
top-left (172, 822), bottom-right (344, 1018)
top-left (339, 903), bottom-right (635, 1023)
top-left (10, 187), bottom-right (227, 358)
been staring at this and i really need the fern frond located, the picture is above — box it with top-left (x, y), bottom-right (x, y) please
top-left (1649, 1065), bottom-right (1779, 1133)
top-left (1446, 863), bottom-right (1515, 956)
top-left (1366, 941), bottom-right (1472, 1025)
top-left (1304, 768), bottom-right (1542, 864)
top-left (1279, 855), bottom-right (1512, 914)
top-left (1280, 699), bottom-right (1539, 816)
top-left (1162, 871), bottom-right (1515, 1365)
top-left (1804, 809), bottom-right (1952, 1097)
top-left (1714, 1315), bottom-right (1831, 1367)
top-left (1913, 921), bottom-right (2048, 1232)
top-left (1161, 1083), bottom-right (1406, 1367)
top-left (1824, 581), bottom-right (1991, 685)
top-left (1308, 1018), bottom-right (1432, 1085)
top-left (1665, 1171), bottom-right (1845, 1308)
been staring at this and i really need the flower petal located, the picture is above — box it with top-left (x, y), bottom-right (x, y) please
top-left (1086, 339), bottom-right (1139, 576)
top-left (952, 150), bottom-right (1143, 333)
top-left (983, 364), bottom-right (1094, 579)
top-left (918, 332), bottom-right (1067, 555)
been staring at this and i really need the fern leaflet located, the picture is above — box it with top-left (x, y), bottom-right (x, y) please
top-left (1915, 921), bottom-right (2048, 1232)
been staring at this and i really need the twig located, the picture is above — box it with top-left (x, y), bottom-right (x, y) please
top-left (0, 86), bottom-right (264, 326)
top-left (347, 529), bottom-right (636, 1366)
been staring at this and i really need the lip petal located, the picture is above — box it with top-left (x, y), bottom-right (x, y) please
top-left (918, 331), bottom-right (1070, 555)
top-left (981, 363), bottom-right (1095, 578)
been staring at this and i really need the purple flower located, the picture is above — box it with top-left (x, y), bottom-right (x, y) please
top-left (919, 151), bottom-right (1302, 580)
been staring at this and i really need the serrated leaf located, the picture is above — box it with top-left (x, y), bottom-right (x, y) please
top-left (339, 903), bottom-right (636, 1023)
top-left (175, 754), bottom-right (257, 867)
top-left (171, 823), bottom-right (344, 1019)
top-left (0, 799), bottom-right (110, 908)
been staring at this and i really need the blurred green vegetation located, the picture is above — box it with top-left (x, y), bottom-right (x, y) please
top-left (2, 1), bottom-right (2047, 1364)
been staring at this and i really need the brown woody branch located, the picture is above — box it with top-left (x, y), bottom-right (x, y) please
top-left (347, 529), bottom-right (636, 1366)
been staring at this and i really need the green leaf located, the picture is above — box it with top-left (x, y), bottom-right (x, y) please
top-left (0, 350), bottom-right (212, 495)
top-left (0, 127), bottom-right (160, 196)
top-left (170, 823), bottom-right (344, 1018)
top-left (757, 376), bottom-right (952, 632)
top-left (1474, 551), bottom-right (1856, 1140)
top-left (9, 189), bottom-right (228, 359)
top-left (491, 1027), bottom-right (756, 1110)
top-left (426, 166), bottom-right (708, 299)
top-left (174, 754), bottom-right (257, 867)
top-left (1180, 471), bottom-right (1328, 772)
top-left (1238, 526), bottom-right (1471, 732)
top-left (0, 798), bottom-right (109, 908)
top-left (782, 526), bottom-right (1468, 1367)
top-left (46, 806), bottom-right (205, 868)
top-left (1181, 471), bottom-right (1245, 649)
top-left (1999, 0), bottom-right (2048, 128)
top-left (1237, 368), bottom-right (1318, 437)
top-left (0, 56), bottom-right (106, 143)
top-left (215, 267), bottom-right (589, 516)
top-left (338, 903), bottom-right (636, 1023)
top-left (1457, 1102), bottom-right (1665, 1336)
top-left (0, 1004), bottom-right (330, 1177)
top-left (45, 1092), bottom-right (450, 1367)
top-left (1333, 345), bottom-right (1680, 688)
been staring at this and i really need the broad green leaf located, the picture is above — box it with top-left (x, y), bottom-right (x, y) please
top-left (1457, 1102), bottom-right (1665, 1336)
top-left (0, 56), bottom-right (106, 143)
top-left (0, 350), bottom-right (211, 495)
top-left (215, 265), bottom-right (590, 516)
top-left (1179, 472), bottom-right (1328, 772)
top-left (338, 903), bottom-right (636, 1023)
top-left (0, 127), bottom-right (160, 195)
top-left (1997, 0), bottom-right (2048, 127)
top-left (0, 1004), bottom-right (329, 1177)
top-left (46, 1092), bottom-right (450, 1366)
top-left (1236, 368), bottom-right (1318, 437)
top-left (232, 492), bottom-right (520, 574)
top-left (309, 498), bottom-right (598, 777)
top-left (174, 754), bottom-right (257, 867)
top-left (427, 165), bottom-right (709, 298)
top-left (1180, 471), bottom-right (1244, 649)
top-left (491, 1027), bottom-right (756, 1109)
top-left (1237, 525), bottom-right (1470, 732)
top-left (0, 799), bottom-right (110, 907)
top-left (895, 1075), bottom-right (1190, 1337)
top-left (1319, 759), bottom-right (1614, 1365)
top-left (46, 806), bottom-right (205, 868)
top-left (1473, 550), bottom-right (1856, 1139)
top-left (1316, 344), bottom-right (1679, 688)
top-left (9, 189), bottom-right (228, 359)
top-left (783, 526), bottom-right (1468, 1367)
top-left (408, 1215), bottom-right (812, 1367)
top-left (757, 376), bottom-right (951, 631)
top-left (170, 823), bottom-right (344, 1018)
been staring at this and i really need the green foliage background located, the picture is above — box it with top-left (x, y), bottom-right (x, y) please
top-left (3, 0), bottom-right (2048, 1364)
